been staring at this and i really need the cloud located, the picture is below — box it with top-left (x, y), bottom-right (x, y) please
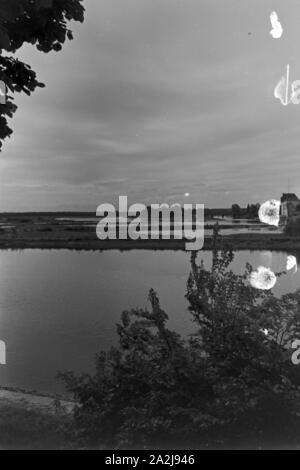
top-left (1, 0), bottom-right (300, 210)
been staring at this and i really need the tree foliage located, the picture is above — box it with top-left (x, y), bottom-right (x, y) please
top-left (231, 204), bottom-right (241, 219)
top-left (61, 235), bottom-right (300, 449)
top-left (246, 203), bottom-right (260, 219)
top-left (285, 217), bottom-right (300, 236)
top-left (0, 0), bottom-right (85, 149)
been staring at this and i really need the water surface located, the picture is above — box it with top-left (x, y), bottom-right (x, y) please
top-left (0, 249), bottom-right (298, 394)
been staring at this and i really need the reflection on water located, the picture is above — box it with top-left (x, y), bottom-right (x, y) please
top-left (56, 217), bottom-right (283, 236)
top-left (0, 249), bottom-right (298, 394)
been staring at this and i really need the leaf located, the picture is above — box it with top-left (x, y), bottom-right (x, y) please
top-left (0, 0), bottom-right (85, 149)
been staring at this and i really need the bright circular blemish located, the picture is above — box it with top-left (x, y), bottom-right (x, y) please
top-left (249, 266), bottom-right (277, 290)
top-left (258, 199), bottom-right (281, 226)
top-left (286, 255), bottom-right (298, 272)
top-left (184, 193), bottom-right (190, 197)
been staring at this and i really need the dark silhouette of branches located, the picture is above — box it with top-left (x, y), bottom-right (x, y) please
top-left (0, 0), bottom-right (85, 149)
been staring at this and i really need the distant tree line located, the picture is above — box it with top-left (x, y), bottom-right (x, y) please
top-left (231, 203), bottom-right (260, 219)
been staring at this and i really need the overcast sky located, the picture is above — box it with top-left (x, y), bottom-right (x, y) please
top-left (1, 0), bottom-right (300, 211)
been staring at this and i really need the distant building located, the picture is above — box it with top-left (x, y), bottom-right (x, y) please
top-left (280, 193), bottom-right (300, 221)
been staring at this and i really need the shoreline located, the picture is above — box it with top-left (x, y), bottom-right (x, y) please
top-left (1, 234), bottom-right (300, 251)
top-left (0, 213), bottom-right (299, 251)
top-left (0, 385), bottom-right (74, 415)
top-left (0, 386), bottom-right (74, 449)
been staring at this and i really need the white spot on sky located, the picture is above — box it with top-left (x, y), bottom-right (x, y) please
top-left (0, 341), bottom-right (6, 365)
top-left (270, 11), bottom-right (283, 39)
top-left (286, 255), bottom-right (298, 272)
top-left (258, 199), bottom-right (281, 226)
top-left (274, 65), bottom-right (290, 106)
top-left (249, 266), bottom-right (277, 290)
top-left (184, 193), bottom-right (190, 197)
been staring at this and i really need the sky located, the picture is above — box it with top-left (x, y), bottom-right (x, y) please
top-left (1, 0), bottom-right (300, 211)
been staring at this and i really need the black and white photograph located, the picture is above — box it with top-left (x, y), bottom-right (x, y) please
top-left (1, 0), bottom-right (300, 453)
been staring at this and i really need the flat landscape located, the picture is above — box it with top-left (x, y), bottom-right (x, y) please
top-left (0, 212), bottom-right (299, 251)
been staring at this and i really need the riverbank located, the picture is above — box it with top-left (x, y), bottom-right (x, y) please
top-left (1, 234), bottom-right (300, 251)
top-left (0, 387), bottom-right (74, 449)
top-left (0, 213), bottom-right (298, 251)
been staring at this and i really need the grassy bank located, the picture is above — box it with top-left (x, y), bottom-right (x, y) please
top-left (0, 213), bottom-right (298, 251)
top-left (0, 387), bottom-right (74, 450)
top-left (1, 233), bottom-right (300, 252)
top-left (0, 403), bottom-right (68, 449)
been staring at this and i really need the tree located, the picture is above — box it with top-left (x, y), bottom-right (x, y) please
top-left (285, 216), bottom-right (300, 236)
top-left (61, 230), bottom-right (300, 449)
top-left (184, 244), bottom-right (300, 448)
top-left (249, 203), bottom-right (260, 218)
top-left (0, 0), bottom-right (85, 149)
top-left (231, 204), bottom-right (241, 219)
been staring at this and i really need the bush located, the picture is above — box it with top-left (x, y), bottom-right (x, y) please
top-left (285, 217), bottom-right (300, 236)
top-left (61, 236), bottom-right (300, 449)
top-left (0, 403), bottom-right (70, 449)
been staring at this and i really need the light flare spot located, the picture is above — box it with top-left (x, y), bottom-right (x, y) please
top-left (258, 199), bottom-right (281, 227)
top-left (0, 341), bottom-right (6, 365)
top-left (270, 11), bottom-right (283, 39)
top-left (249, 266), bottom-right (277, 290)
top-left (274, 64), bottom-right (290, 106)
top-left (260, 328), bottom-right (269, 336)
top-left (286, 255), bottom-right (298, 272)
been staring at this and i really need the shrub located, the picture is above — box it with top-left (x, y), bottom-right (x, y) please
top-left (0, 403), bottom-right (70, 449)
top-left (285, 217), bottom-right (300, 236)
top-left (61, 236), bottom-right (300, 449)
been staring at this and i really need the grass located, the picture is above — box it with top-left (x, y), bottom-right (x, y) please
top-left (1, 213), bottom-right (299, 251)
top-left (0, 403), bottom-right (71, 450)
